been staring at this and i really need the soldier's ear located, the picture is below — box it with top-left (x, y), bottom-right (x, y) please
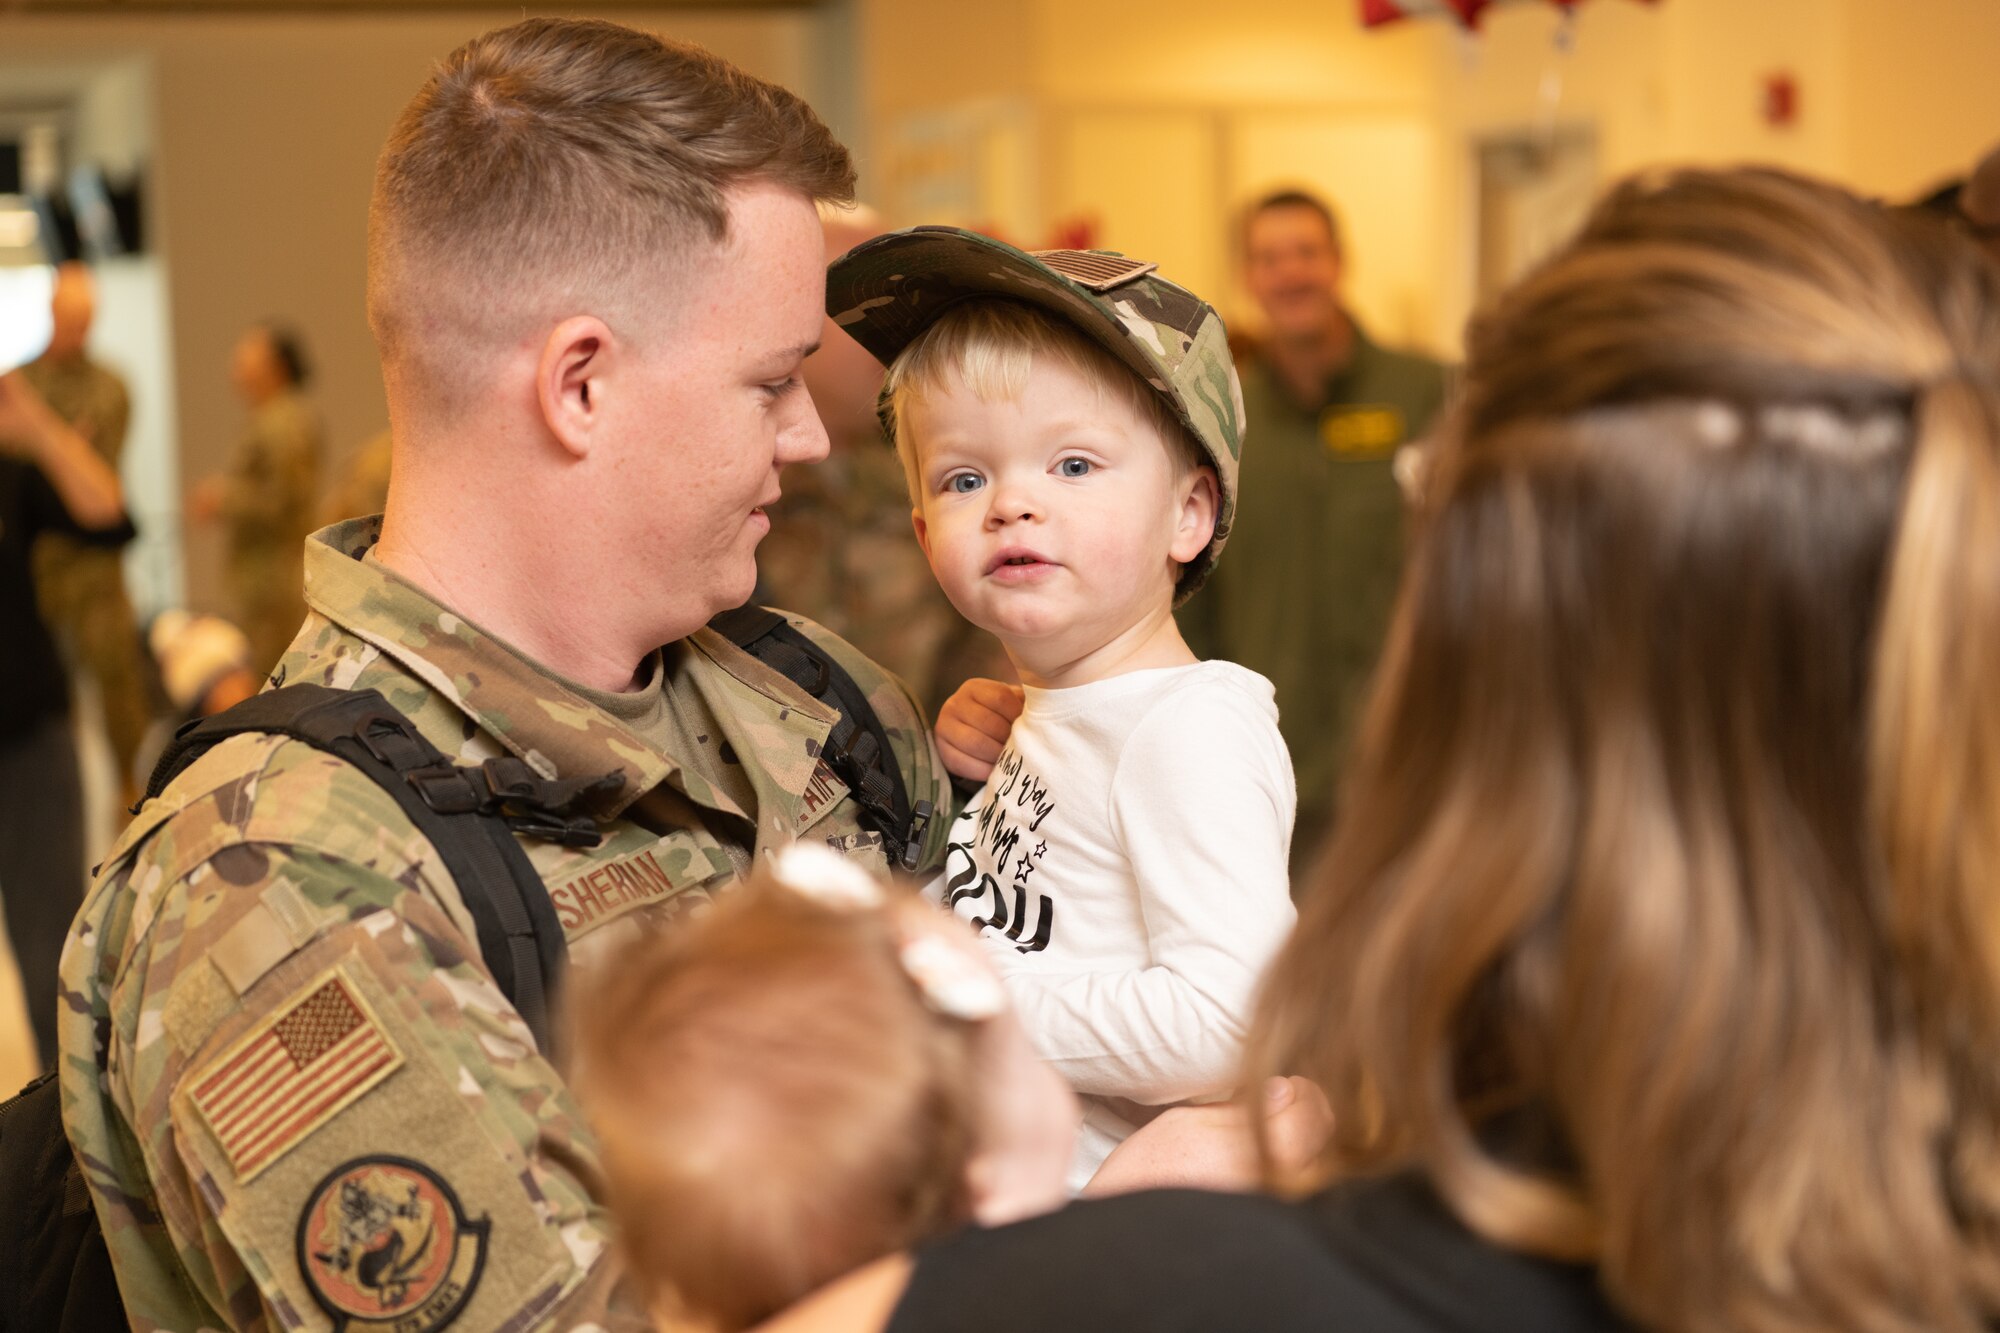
top-left (536, 316), bottom-right (612, 459)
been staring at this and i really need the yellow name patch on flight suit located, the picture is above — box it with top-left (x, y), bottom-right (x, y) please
top-left (1319, 404), bottom-right (1407, 459)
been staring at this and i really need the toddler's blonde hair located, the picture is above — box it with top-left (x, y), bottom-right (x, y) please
top-left (882, 298), bottom-right (1204, 504)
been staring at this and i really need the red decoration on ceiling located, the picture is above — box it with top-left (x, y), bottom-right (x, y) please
top-left (1762, 72), bottom-right (1798, 126)
top-left (1360, 0), bottom-right (1658, 30)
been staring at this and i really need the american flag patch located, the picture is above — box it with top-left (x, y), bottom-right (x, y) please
top-left (189, 970), bottom-right (402, 1182)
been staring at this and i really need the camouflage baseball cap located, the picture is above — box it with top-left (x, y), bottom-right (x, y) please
top-left (825, 225), bottom-right (1245, 602)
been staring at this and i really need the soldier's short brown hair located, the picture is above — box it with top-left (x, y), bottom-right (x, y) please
top-left (368, 18), bottom-right (855, 414)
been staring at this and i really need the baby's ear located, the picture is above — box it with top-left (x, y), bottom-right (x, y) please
top-left (1170, 465), bottom-right (1219, 565)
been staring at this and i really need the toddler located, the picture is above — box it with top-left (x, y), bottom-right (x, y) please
top-left (827, 229), bottom-right (1298, 1185)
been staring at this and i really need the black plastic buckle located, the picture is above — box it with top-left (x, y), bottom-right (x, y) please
top-left (406, 764), bottom-right (483, 815)
top-left (899, 799), bottom-right (935, 873)
top-left (355, 711), bottom-right (428, 771)
top-left (480, 756), bottom-right (544, 804)
top-left (503, 812), bottom-right (605, 849)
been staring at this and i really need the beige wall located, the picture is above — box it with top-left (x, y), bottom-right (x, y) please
top-left (1846, 0), bottom-right (2000, 200)
top-left (0, 8), bottom-right (832, 612)
top-left (863, 0), bottom-right (2000, 363)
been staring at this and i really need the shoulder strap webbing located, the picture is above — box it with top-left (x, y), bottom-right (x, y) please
top-left (145, 685), bottom-right (613, 1057)
top-left (709, 606), bottom-right (933, 871)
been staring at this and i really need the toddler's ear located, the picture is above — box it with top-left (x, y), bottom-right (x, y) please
top-left (911, 508), bottom-right (933, 562)
top-left (1170, 466), bottom-right (1219, 565)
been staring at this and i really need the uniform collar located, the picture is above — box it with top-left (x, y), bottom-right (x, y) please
top-left (1312, 314), bottom-right (1382, 404)
top-left (300, 517), bottom-right (841, 829)
top-left (1244, 314), bottom-right (1383, 413)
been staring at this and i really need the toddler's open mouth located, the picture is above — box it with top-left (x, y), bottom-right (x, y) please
top-left (986, 547), bottom-right (1058, 581)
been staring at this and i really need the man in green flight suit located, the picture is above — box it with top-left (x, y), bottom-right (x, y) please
top-left (1182, 189), bottom-right (1448, 875)
top-left (23, 261), bottom-right (150, 806)
top-left (59, 20), bottom-right (951, 1332)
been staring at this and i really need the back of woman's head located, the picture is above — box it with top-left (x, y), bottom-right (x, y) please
top-left (1250, 168), bottom-right (2000, 1332)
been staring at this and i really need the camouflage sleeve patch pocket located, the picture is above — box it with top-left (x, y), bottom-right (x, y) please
top-left (171, 929), bottom-right (582, 1331)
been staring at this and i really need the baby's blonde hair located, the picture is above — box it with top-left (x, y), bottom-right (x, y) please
top-left (570, 875), bottom-right (981, 1332)
top-left (882, 298), bottom-right (1203, 504)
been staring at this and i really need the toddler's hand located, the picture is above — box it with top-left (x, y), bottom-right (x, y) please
top-left (1079, 1077), bottom-right (1332, 1197)
top-left (935, 678), bottom-right (1024, 783)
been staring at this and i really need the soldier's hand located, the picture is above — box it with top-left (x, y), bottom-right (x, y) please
top-left (935, 678), bottom-right (1024, 783)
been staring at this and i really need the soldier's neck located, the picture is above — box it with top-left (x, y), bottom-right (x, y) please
top-left (373, 506), bottom-right (655, 695)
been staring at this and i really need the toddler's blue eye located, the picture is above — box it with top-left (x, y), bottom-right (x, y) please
top-left (947, 473), bottom-right (984, 494)
top-left (1057, 458), bottom-right (1094, 478)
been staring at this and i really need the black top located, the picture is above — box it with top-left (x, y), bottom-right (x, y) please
top-left (0, 458), bottom-right (135, 745)
top-left (887, 1175), bottom-right (1633, 1333)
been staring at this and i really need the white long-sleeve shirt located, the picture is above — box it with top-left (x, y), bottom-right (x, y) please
top-left (925, 661), bottom-right (1297, 1185)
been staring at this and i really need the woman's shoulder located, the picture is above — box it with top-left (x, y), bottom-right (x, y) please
top-left (888, 1189), bottom-right (1378, 1333)
top-left (887, 1179), bottom-right (1632, 1333)
top-left (1298, 1174), bottom-right (1634, 1333)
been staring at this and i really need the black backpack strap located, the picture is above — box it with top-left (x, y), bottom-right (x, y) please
top-left (146, 685), bottom-right (621, 1056)
top-left (710, 606), bottom-right (935, 871)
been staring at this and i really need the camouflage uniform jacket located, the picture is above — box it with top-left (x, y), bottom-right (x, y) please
top-left (221, 390), bottom-right (321, 573)
top-left (58, 516), bottom-right (952, 1332)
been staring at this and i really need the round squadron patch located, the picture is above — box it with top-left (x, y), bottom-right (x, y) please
top-left (297, 1156), bottom-right (489, 1330)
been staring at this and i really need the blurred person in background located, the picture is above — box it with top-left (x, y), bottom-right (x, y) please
top-left (0, 370), bottom-right (133, 1069)
top-left (318, 426), bottom-right (393, 528)
top-left (1183, 188), bottom-right (1447, 876)
top-left (758, 203), bottom-right (1010, 716)
top-left (190, 322), bottom-right (323, 676)
top-left (24, 261), bottom-right (150, 809)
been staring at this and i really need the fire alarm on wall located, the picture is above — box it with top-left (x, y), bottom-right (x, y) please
top-left (1764, 72), bottom-right (1799, 127)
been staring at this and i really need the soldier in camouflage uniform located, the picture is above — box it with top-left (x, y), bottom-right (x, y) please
top-left (192, 324), bottom-right (324, 677)
top-left (22, 262), bottom-right (151, 801)
top-left (59, 20), bottom-right (948, 1332)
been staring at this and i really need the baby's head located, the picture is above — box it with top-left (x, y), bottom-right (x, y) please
top-left (828, 230), bottom-right (1245, 666)
top-left (572, 848), bottom-right (1075, 1332)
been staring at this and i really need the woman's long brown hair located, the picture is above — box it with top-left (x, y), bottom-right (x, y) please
top-left (1247, 168), bottom-right (2000, 1332)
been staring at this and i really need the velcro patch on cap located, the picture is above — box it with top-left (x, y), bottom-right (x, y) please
top-left (189, 968), bottom-right (403, 1182)
top-left (1033, 249), bottom-right (1159, 293)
